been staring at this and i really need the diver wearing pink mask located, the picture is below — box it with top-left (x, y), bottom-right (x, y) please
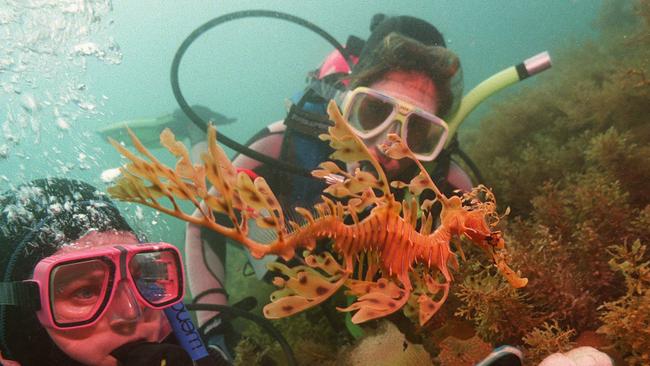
top-left (0, 178), bottom-right (202, 366)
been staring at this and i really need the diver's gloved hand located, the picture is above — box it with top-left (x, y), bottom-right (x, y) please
top-left (111, 341), bottom-right (193, 366)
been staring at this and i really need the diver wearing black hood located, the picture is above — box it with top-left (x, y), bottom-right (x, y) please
top-left (0, 178), bottom-right (198, 366)
top-left (356, 13), bottom-right (447, 69)
top-left (183, 12), bottom-right (474, 358)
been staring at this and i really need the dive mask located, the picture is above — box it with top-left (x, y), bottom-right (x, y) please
top-left (340, 86), bottom-right (449, 161)
top-left (1, 242), bottom-right (184, 330)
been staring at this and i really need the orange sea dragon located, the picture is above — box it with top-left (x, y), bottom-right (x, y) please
top-left (107, 100), bottom-right (527, 326)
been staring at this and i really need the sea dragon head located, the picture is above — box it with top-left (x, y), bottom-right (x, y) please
top-left (379, 131), bottom-right (528, 289)
top-left (440, 189), bottom-right (527, 289)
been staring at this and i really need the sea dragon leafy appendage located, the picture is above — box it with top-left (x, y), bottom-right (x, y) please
top-left (107, 100), bottom-right (527, 326)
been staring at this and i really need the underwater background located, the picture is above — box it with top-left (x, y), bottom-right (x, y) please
top-left (1, 0), bottom-right (649, 365)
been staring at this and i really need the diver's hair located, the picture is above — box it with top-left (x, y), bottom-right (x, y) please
top-left (349, 32), bottom-right (462, 118)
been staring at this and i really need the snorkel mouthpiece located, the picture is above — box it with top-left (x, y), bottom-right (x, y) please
top-left (111, 340), bottom-right (193, 366)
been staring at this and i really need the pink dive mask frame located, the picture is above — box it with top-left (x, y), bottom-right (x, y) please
top-left (31, 242), bottom-right (184, 330)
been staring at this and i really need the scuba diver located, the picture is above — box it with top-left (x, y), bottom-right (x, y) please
top-left (0, 178), bottom-right (228, 366)
top-left (183, 13), bottom-right (524, 365)
top-left (98, 105), bottom-right (237, 161)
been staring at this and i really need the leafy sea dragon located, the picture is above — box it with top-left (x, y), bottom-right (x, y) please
top-left (107, 100), bottom-right (527, 326)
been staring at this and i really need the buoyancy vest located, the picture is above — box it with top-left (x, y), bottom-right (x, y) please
top-left (231, 88), bottom-right (334, 208)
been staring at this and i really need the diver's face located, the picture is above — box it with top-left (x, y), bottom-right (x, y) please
top-left (45, 231), bottom-right (171, 366)
top-left (361, 71), bottom-right (438, 179)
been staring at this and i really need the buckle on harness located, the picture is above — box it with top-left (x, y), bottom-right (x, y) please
top-left (283, 104), bottom-right (333, 138)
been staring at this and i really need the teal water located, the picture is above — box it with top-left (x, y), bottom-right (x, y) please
top-left (0, 0), bottom-right (604, 246)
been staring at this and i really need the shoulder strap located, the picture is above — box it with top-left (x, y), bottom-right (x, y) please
top-left (283, 103), bottom-right (332, 138)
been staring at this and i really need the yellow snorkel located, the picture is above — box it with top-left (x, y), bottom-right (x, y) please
top-left (445, 51), bottom-right (552, 147)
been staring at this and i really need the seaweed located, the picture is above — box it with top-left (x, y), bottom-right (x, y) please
top-left (463, 1), bottom-right (650, 217)
top-left (436, 335), bottom-right (492, 366)
top-left (455, 0), bottom-right (650, 359)
top-left (234, 311), bottom-right (343, 366)
top-left (522, 321), bottom-right (576, 365)
top-left (454, 266), bottom-right (539, 345)
top-left (226, 0), bottom-right (650, 360)
top-left (597, 240), bottom-right (650, 365)
top-left (594, 0), bottom-right (641, 37)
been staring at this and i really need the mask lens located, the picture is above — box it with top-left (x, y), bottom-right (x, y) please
top-left (50, 259), bottom-right (111, 326)
top-left (405, 113), bottom-right (446, 155)
top-left (348, 92), bottom-right (394, 133)
top-left (130, 250), bottom-right (181, 306)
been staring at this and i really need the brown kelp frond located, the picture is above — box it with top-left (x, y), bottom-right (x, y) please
top-left (630, 205), bottom-right (650, 244)
top-left (597, 240), bottom-right (650, 365)
top-left (455, 268), bottom-right (539, 344)
top-left (585, 128), bottom-right (650, 205)
top-left (594, 0), bottom-right (642, 37)
top-left (436, 335), bottom-right (493, 366)
top-left (625, 68), bottom-right (650, 88)
top-left (503, 169), bottom-right (643, 333)
top-left (639, 0), bottom-right (650, 33)
top-left (605, 240), bottom-right (650, 297)
top-left (465, 23), bottom-right (650, 217)
top-left (522, 321), bottom-right (577, 365)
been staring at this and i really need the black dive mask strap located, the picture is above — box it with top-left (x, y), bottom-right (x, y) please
top-left (444, 135), bottom-right (486, 185)
top-left (0, 281), bottom-right (40, 310)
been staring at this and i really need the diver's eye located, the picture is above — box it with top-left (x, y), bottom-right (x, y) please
top-left (72, 286), bottom-right (101, 301)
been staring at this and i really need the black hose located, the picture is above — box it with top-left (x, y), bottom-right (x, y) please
top-left (171, 10), bottom-right (352, 178)
top-left (185, 302), bottom-right (297, 366)
top-left (455, 147), bottom-right (486, 184)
